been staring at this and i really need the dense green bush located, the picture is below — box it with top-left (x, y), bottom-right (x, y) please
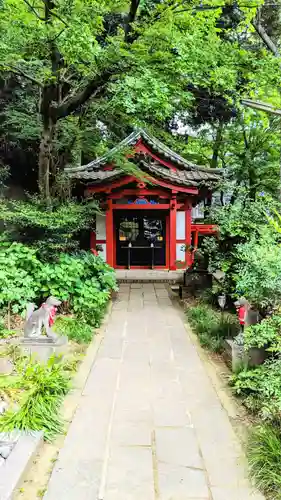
top-left (244, 315), bottom-right (281, 351)
top-left (38, 251), bottom-right (117, 326)
top-left (230, 359), bottom-right (281, 424)
top-left (54, 316), bottom-right (93, 344)
top-left (235, 229), bottom-right (281, 309)
top-left (0, 197), bottom-right (98, 260)
top-left (0, 243), bottom-right (117, 324)
top-left (0, 243), bottom-right (41, 313)
top-left (247, 425), bottom-right (281, 500)
top-left (186, 304), bottom-right (239, 353)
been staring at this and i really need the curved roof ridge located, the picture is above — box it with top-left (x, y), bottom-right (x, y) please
top-left (65, 128), bottom-right (222, 174)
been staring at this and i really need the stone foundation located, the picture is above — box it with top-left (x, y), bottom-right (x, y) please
top-left (224, 339), bottom-right (266, 371)
top-left (19, 336), bottom-right (68, 362)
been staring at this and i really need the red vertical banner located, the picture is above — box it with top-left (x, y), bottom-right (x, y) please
top-left (106, 198), bottom-right (114, 267)
top-left (185, 202), bottom-right (192, 266)
top-left (169, 196), bottom-right (177, 270)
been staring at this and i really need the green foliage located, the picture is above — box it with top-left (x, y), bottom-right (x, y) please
top-left (39, 252), bottom-right (117, 326)
top-left (244, 315), bottom-right (281, 351)
top-left (235, 229), bottom-right (281, 308)
top-left (0, 356), bottom-right (70, 441)
top-left (230, 359), bottom-right (281, 423)
top-left (1, 0), bottom-right (280, 186)
top-left (186, 304), bottom-right (239, 353)
top-left (200, 195), bottom-right (281, 302)
top-left (247, 425), bottom-right (281, 500)
top-left (0, 243), bottom-right (117, 322)
top-left (0, 197), bottom-right (99, 260)
top-left (54, 317), bottom-right (93, 344)
top-left (0, 243), bottom-right (41, 313)
top-left (215, 113), bottom-right (281, 197)
top-left (0, 318), bottom-right (17, 339)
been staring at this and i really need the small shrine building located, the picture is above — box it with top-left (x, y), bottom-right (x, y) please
top-left (66, 129), bottom-right (221, 270)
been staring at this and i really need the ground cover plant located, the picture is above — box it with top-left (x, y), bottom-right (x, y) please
top-left (186, 303), bottom-right (239, 353)
top-left (247, 425), bottom-right (281, 500)
top-left (54, 317), bottom-right (93, 344)
top-left (230, 359), bottom-right (281, 423)
top-left (0, 354), bottom-right (71, 441)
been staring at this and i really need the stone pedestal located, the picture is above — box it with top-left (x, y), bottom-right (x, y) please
top-left (19, 336), bottom-right (68, 362)
top-left (224, 339), bottom-right (266, 372)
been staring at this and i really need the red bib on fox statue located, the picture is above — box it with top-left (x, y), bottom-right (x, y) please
top-left (234, 298), bottom-right (259, 329)
top-left (42, 303), bottom-right (57, 327)
top-left (238, 305), bottom-right (246, 326)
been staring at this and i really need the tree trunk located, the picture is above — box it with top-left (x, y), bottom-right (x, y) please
top-left (211, 121), bottom-right (223, 169)
top-left (38, 118), bottom-right (55, 202)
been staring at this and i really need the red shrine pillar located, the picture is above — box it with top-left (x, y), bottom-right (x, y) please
top-left (169, 195), bottom-right (177, 270)
top-left (106, 198), bottom-right (114, 267)
top-left (185, 201), bottom-right (192, 266)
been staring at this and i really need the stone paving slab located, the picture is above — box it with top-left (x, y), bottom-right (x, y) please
top-left (44, 285), bottom-right (264, 500)
top-left (104, 447), bottom-right (155, 500)
top-left (158, 463), bottom-right (209, 499)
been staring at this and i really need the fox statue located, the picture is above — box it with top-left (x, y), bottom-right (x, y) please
top-left (24, 296), bottom-right (61, 340)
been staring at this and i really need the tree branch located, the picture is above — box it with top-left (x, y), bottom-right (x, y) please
top-left (0, 64), bottom-right (43, 86)
top-left (41, 0), bottom-right (68, 26)
top-left (55, 69), bottom-right (116, 119)
top-left (251, 19), bottom-right (279, 56)
top-left (175, 2), bottom-right (280, 57)
top-left (124, 0), bottom-right (141, 42)
top-left (51, 27), bottom-right (67, 42)
top-left (24, 0), bottom-right (69, 26)
top-left (23, 0), bottom-right (45, 20)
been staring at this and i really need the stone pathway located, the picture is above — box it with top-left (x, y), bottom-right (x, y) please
top-left (44, 284), bottom-right (264, 500)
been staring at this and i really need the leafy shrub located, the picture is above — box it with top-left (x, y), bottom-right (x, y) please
top-left (0, 318), bottom-right (17, 338)
top-left (235, 229), bottom-right (281, 309)
top-left (0, 197), bottom-right (98, 261)
top-left (186, 304), bottom-right (239, 353)
top-left (54, 316), bottom-right (93, 344)
top-left (244, 315), bottom-right (281, 351)
top-left (0, 243), bottom-right (117, 324)
top-left (0, 243), bottom-right (41, 313)
top-left (230, 359), bottom-right (281, 423)
top-left (247, 425), bottom-right (281, 500)
top-left (0, 356), bottom-right (70, 441)
top-left (39, 252), bottom-right (117, 326)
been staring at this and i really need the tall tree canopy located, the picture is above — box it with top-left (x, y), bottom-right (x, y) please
top-left (0, 0), bottom-right (280, 199)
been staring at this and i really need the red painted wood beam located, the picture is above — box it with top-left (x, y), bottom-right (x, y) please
top-left (191, 224), bottom-right (218, 234)
top-left (135, 142), bottom-right (178, 172)
top-left (185, 202), bottom-right (192, 266)
top-left (85, 176), bottom-right (198, 196)
top-left (169, 197), bottom-right (177, 271)
top-left (110, 188), bottom-right (170, 199)
top-left (85, 176), bottom-right (136, 195)
top-left (113, 204), bottom-right (170, 210)
top-left (149, 177), bottom-right (198, 194)
top-left (106, 199), bottom-right (114, 266)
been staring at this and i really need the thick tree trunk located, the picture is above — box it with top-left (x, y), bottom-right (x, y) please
top-left (38, 119), bottom-right (55, 201)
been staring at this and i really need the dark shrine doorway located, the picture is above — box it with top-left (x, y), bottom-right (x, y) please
top-left (115, 211), bottom-right (167, 268)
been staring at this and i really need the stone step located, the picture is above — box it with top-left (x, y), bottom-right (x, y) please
top-left (116, 270), bottom-right (184, 283)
